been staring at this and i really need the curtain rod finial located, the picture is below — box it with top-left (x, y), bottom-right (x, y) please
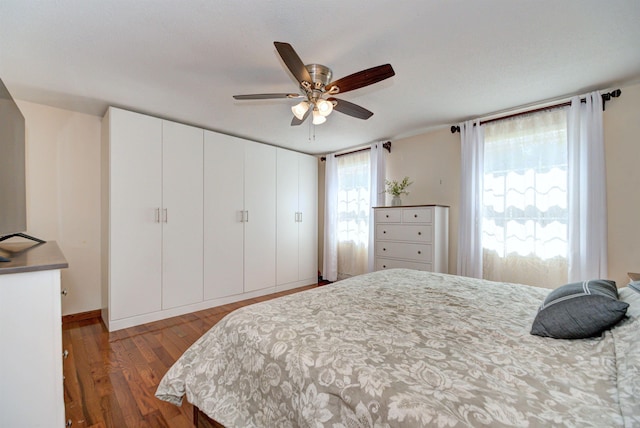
top-left (451, 125), bottom-right (460, 134)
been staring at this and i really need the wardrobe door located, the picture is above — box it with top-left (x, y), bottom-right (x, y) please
top-left (108, 108), bottom-right (162, 320)
top-left (203, 132), bottom-right (245, 299)
top-left (161, 120), bottom-right (204, 309)
top-left (276, 148), bottom-right (300, 285)
top-left (244, 141), bottom-right (276, 292)
top-left (297, 153), bottom-right (318, 283)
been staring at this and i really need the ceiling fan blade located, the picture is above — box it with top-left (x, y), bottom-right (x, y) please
top-left (291, 108), bottom-right (311, 126)
top-left (233, 93), bottom-right (302, 100)
top-left (325, 64), bottom-right (395, 95)
top-left (328, 98), bottom-right (374, 120)
top-left (274, 42), bottom-right (312, 86)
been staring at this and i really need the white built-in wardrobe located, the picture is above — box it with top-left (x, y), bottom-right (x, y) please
top-left (101, 107), bottom-right (317, 331)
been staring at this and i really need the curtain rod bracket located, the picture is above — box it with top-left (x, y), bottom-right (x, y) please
top-left (601, 88), bottom-right (621, 111)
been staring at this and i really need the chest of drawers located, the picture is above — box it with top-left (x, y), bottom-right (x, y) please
top-left (373, 205), bottom-right (449, 273)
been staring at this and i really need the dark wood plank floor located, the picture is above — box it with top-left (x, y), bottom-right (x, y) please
top-left (62, 284), bottom-right (320, 428)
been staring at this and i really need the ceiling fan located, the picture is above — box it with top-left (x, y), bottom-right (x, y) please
top-left (233, 42), bottom-right (395, 126)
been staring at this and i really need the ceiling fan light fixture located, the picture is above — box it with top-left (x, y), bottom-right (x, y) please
top-left (291, 101), bottom-right (310, 120)
top-left (234, 42), bottom-right (395, 127)
top-left (312, 108), bottom-right (326, 125)
top-left (316, 98), bottom-right (333, 117)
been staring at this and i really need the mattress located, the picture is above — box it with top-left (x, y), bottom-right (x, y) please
top-left (156, 268), bottom-right (640, 427)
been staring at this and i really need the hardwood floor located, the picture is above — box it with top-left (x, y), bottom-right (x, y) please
top-left (62, 284), bottom-right (320, 428)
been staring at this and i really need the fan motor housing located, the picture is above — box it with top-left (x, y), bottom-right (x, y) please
top-left (305, 64), bottom-right (332, 89)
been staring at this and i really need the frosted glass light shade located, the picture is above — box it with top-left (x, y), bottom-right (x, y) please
top-left (316, 99), bottom-right (333, 116)
top-left (312, 109), bottom-right (326, 125)
top-left (291, 101), bottom-right (310, 120)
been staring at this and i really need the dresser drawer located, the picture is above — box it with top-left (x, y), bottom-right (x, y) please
top-left (376, 241), bottom-right (432, 262)
top-left (375, 209), bottom-right (402, 223)
top-left (402, 207), bottom-right (433, 223)
top-left (376, 224), bottom-right (432, 242)
top-left (375, 258), bottom-right (432, 271)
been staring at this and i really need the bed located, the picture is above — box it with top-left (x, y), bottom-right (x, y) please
top-left (156, 269), bottom-right (640, 427)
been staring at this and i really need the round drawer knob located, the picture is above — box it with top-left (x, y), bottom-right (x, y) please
top-left (418, 232), bottom-right (422, 235)
top-left (414, 214), bottom-right (418, 218)
top-left (383, 265), bottom-right (387, 268)
top-left (418, 251), bottom-right (422, 254)
top-left (383, 248), bottom-right (386, 251)
top-left (385, 214), bottom-right (389, 218)
top-left (383, 230), bottom-right (386, 234)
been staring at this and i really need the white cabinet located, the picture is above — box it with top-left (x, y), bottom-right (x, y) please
top-left (102, 107), bottom-right (203, 331)
top-left (0, 242), bottom-right (68, 428)
top-left (161, 120), bottom-right (204, 309)
top-left (203, 132), bottom-right (276, 299)
top-left (103, 107), bottom-right (163, 322)
top-left (276, 148), bottom-right (318, 287)
top-left (374, 205), bottom-right (449, 273)
top-left (102, 107), bottom-right (316, 331)
top-left (203, 132), bottom-right (244, 300)
top-left (244, 141), bottom-right (277, 292)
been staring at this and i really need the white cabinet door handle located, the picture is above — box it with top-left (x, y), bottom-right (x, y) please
top-left (163, 208), bottom-right (168, 223)
top-left (155, 208), bottom-right (160, 223)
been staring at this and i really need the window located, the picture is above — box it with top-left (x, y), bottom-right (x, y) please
top-left (482, 108), bottom-right (568, 287)
top-left (336, 151), bottom-right (371, 279)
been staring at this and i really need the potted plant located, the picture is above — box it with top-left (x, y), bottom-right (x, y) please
top-left (385, 176), bottom-right (412, 206)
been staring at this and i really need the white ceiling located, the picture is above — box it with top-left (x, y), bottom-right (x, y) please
top-left (1, 1), bottom-right (639, 155)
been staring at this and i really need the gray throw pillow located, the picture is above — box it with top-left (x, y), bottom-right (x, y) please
top-left (531, 279), bottom-right (629, 339)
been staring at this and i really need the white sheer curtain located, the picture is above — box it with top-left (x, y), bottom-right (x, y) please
top-left (457, 120), bottom-right (484, 278)
top-left (323, 148), bottom-right (376, 281)
top-left (482, 109), bottom-right (568, 287)
top-left (336, 150), bottom-right (371, 279)
top-left (368, 142), bottom-right (386, 272)
top-left (567, 91), bottom-right (608, 281)
top-left (322, 154), bottom-right (338, 282)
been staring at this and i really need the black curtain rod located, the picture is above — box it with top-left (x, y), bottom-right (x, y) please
top-left (450, 89), bottom-right (621, 133)
top-left (320, 141), bottom-right (391, 161)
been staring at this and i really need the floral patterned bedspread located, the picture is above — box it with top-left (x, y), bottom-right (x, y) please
top-left (156, 269), bottom-right (640, 427)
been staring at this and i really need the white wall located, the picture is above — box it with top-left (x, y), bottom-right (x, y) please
top-left (383, 82), bottom-right (640, 287)
top-left (16, 82), bottom-right (640, 316)
top-left (318, 82), bottom-right (640, 287)
top-left (384, 128), bottom-right (460, 274)
top-left (317, 129), bottom-right (460, 276)
top-left (17, 100), bottom-right (102, 316)
top-left (603, 82), bottom-right (640, 287)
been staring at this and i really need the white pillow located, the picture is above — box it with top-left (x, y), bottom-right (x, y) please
top-left (619, 281), bottom-right (640, 319)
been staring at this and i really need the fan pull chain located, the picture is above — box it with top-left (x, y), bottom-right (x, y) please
top-left (308, 118), bottom-right (315, 142)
